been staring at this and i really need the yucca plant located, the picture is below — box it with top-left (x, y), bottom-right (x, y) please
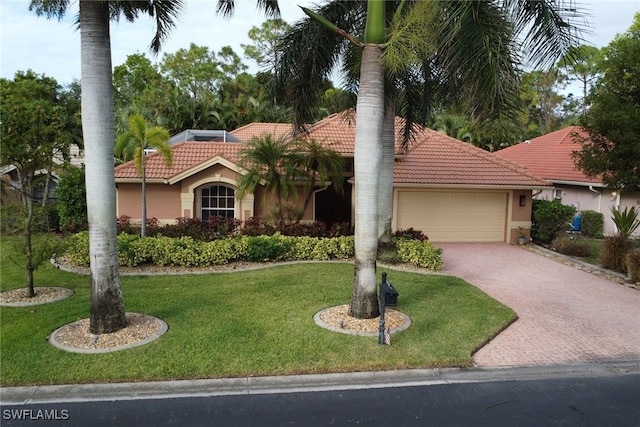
top-left (611, 206), bottom-right (640, 238)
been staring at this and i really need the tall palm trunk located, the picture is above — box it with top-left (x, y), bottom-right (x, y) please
top-left (141, 156), bottom-right (147, 238)
top-left (378, 100), bottom-right (395, 244)
top-left (349, 44), bottom-right (385, 319)
top-left (80, 0), bottom-right (127, 334)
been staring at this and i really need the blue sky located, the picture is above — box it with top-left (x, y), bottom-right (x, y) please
top-left (1, 0), bottom-right (639, 88)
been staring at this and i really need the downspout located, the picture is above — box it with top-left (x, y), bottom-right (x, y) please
top-left (588, 185), bottom-right (602, 213)
top-left (311, 185), bottom-right (329, 222)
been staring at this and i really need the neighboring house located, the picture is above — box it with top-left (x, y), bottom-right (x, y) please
top-left (1, 165), bottom-right (61, 206)
top-left (495, 126), bottom-right (640, 237)
top-left (114, 112), bottom-right (550, 243)
top-left (1, 142), bottom-right (84, 207)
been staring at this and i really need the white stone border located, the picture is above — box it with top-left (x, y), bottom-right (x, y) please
top-left (0, 287), bottom-right (75, 307)
top-left (48, 313), bottom-right (169, 354)
top-left (313, 307), bottom-right (411, 336)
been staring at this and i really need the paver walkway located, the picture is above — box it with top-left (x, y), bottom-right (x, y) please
top-left (437, 243), bottom-right (640, 367)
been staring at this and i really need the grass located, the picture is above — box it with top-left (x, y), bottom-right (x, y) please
top-left (0, 236), bottom-right (516, 387)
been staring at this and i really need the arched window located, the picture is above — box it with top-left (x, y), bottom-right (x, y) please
top-left (201, 185), bottom-right (235, 220)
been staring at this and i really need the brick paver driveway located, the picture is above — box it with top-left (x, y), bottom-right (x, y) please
top-left (437, 243), bottom-right (640, 367)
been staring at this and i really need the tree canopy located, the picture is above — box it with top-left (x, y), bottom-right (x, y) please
top-left (574, 13), bottom-right (640, 191)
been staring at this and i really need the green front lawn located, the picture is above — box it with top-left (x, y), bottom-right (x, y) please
top-left (0, 237), bottom-right (515, 387)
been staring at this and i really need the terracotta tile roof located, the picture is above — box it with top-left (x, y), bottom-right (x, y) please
top-left (115, 113), bottom-right (549, 188)
top-left (114, 141), bottom-right (244, 182)
top-left (304, 112), bottom-right (547, 186)
top-left (494, 126), bottom-right (600, 184)
top-left (301, 111), bottom-right (412, 155)
top-left (231, 123), bottom-right (296, 142)
top-left (394, 128), bottom-right (549, 186)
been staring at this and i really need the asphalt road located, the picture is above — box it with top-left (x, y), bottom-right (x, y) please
top-left (2, 372), bottom-right (639, 427)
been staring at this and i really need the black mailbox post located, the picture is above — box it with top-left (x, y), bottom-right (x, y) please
top-left (380, 273), bottom-right (398, 307)
top-left (378, 272), bottom-right (398, 345)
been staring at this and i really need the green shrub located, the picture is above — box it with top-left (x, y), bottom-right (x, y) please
top-left (531, 199), bottom-right (576, 244)
top-left (1, 204), bottom-right (59, 234)
top-left (63, 232), bottom-right (439, 269)
top-left (551, 236), bottom-right (591, 257)
top-left (117, 233), bottom-right (141, 266)
top-left (0, 204), bottom-right (23, 234)
top-left (290, 236), bottom-right (320, 260)
top-left (65, 231), bottom-right (90, 266)
top-left (197, 239), bottom-right (235, 265)
top-left (242, 234), bottom-right (292, 262)
top-left (55, 165), bottom-right (87, 232)
top-left (332, 236), bottom-right (355, 259)
top-left (626, 249), bottom-right (640, 282)
top-left (170, 236), bottom-right (202, 267)
top-left (396, 239), bottom-right (443, 270)
top-left (580, 210), bottom-right (604, 238)
top-left (600, 235), bottom-right (632, 273)
top-left (378, 249), bottom-right (402, 264)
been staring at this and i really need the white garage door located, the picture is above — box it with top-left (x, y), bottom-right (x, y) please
top-left (395, 190), bottom-right (508, 242)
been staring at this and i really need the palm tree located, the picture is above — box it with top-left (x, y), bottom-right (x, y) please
top-left (280, 0), bottom-right (585, 319)
top-left (115, 114), bottom-right (173, 237)
top-left (237, 135), bottom-right (299, 224)
top-left (29, 0), bottom-right (279, 334)
top-left (292, 138), bottom-right (345, 214)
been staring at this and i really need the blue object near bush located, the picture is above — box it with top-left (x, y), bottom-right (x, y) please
top-left (572, 214), bottom-right (582, 232)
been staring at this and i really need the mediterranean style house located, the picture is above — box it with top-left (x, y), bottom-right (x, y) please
top-left (495, 126), bottom-right (640, 237)
top-left (114, 112), bottom-right (550, 243)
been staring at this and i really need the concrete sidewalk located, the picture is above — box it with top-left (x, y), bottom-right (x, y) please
top-left (2, 361), bottom-right (639, 405)
top-left (438, 243), bottom-right (640, 367)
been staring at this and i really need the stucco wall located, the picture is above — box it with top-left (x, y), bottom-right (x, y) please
top-left (116, 182), bottom-right (182, 224)
top-left (253, 185), bottom-right (313, 222)
top-left (116, 162), bottom-right (316, 225)
top-left (536, 186), bottom-right (640, 237)
top-left (508, 190), bottom-right (533, 243)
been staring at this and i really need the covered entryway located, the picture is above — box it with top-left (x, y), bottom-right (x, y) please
top-left (394, 190), bottom-right (508, 242)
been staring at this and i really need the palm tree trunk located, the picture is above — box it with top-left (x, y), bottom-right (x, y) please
top-left (141, 157), bottom-right (147, 238)
top-left (80, 0), bottom-right (127, 334)
top-left (378, 100), bottom-right (395, 244)
top-left (349, 44), bottom-right (385, 319)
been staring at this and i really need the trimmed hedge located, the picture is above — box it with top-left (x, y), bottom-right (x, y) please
top-left (63, 232), bottom-right (443, 270)
top-left (580, 210), bottom-right (604, 238)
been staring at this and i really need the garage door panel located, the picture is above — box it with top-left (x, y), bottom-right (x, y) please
top-left (396, 191), bottom-right (507, 242)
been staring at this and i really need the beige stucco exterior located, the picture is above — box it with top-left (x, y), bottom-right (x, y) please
top-left (116, 161), bottom-right (316, 225)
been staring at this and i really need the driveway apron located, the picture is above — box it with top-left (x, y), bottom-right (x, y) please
top-left (437, 243), bottom-right (640, 367)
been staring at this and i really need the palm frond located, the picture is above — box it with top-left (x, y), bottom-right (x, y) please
top-left (216, 0), bottom-right (280, 18)
top-left (29, 0), bottom-right (71, 20)
top-left (501, 0), bottom-right (588, 68)
top-left (276, 0), bottom-right (367, 130)
top-left (433, 0), bottom-right (521, 123)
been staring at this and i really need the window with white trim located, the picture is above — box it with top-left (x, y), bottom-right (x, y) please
top-left (201, 185), bottom-right (235, 220)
